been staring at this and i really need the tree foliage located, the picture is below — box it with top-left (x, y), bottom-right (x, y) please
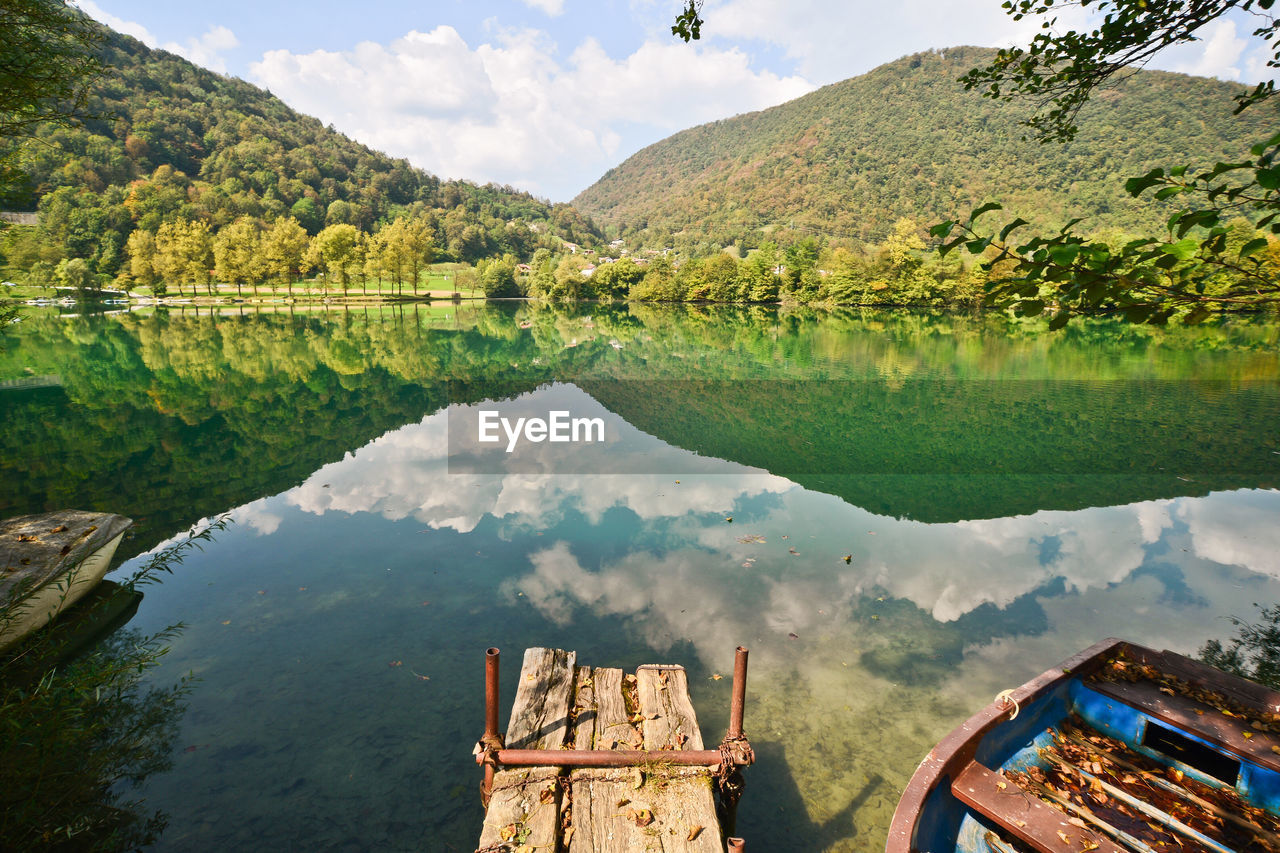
top-left (951, 0), bottom-right (1280, 323)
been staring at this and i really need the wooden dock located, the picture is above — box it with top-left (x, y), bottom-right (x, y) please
top-left (475, 647), bottom-right (752, 853)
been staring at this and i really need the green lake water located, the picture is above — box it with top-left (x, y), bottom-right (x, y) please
top-left (2, 303), bottom-right (1278, 851)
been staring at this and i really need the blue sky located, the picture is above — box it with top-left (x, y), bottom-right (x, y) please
top-left (76, 1), bottom-right (1277, 202)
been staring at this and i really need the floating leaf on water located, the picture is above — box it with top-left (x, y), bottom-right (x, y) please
top-left (843, 555), bottom-right (852, 564)
top-left (389, 660), bottom-right (401, 667)
top-left (710, 674), bottom-right (722, 680)
top-left (221, 620), bottom-right (231, 625)
top-left (788, 632), bottom-right (798, 639)
top-left (725, 517), bottom-right (733, 523)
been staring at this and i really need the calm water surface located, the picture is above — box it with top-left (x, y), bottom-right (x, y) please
top-left (2, 304), bottom-right (1278, 852)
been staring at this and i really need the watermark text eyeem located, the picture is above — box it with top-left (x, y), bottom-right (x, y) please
top-left (478, 410), bottom-right (605, 452)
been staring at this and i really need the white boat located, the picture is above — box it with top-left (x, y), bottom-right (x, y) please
top-left (0, 511), bottom-right (133, 651)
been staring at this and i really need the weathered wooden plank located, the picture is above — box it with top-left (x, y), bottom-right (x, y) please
top-left (637, 666), bottom-right (704, 751)
top-left (568, 667), bottom-right (652, 853)
top-left (477, 647), bottom-right (576, 851)
top-left (626, 665), bottom-right (721, 852)
top-left (951, 762), bottom-right (1126, 853)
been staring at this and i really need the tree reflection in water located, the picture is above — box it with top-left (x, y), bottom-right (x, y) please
top-left (1201, 603), bottom-right (1280, 690)
top-left (0, 520), bottom-right (224, 850)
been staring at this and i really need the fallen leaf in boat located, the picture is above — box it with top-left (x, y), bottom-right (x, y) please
top-left (562, 827), bottom-right (575, 846)
top-left (996, 780), bottom-right (1007, 790)
top-left (1159, 687), bottom-right (1175, 696)
top-left (630, 808), bottom-right (654, 827)
top-left (688, 826), bottom-right (705, 841)
top-left (515, 845), bottom-right (533, 853)
top-left (1015, 821), bottom-right (1025, 827)
top-left (1057, 831), bottom-right (1070, 844)
top-left (540, 786), bottom-right (555, 804)
top-left (1081, 842), bottom-right (1099, 851)
top-left (617, 798), bottom-right (630, 808)
top-left (49, 525), bottom-right (68, 533)
top-left (1244, 731), bottom-right (1254, 739)
top-left (1068, 818), bottom-right (1087, 828)
top-left (1271, 745), bottom-right (1280, 754)
top-left (499, 824), bottom-right (517, 841)
top-left (633, 768), bottom-right (644, 789)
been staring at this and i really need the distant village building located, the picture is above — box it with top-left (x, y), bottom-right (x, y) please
top-left (609, 239), bottom-right (625, 249)
top-left (581, 265), bottom-right (596, 278)
top-left (562, 242), bottom-right (579, 254)
top-left (516, 263), bottom-right (532, 273)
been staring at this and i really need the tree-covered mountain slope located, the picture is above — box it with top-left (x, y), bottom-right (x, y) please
top-left (573, 47), bottom-right (1276, 248)
top-left (0, 22), bottom-right (599, 278)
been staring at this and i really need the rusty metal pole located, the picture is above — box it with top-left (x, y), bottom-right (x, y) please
top-left (727, 838), bottom-right (746, 852)
top-left (728, 646), bottom-right (749, 739)
top-left (482, 647), bottom-right (500, 806)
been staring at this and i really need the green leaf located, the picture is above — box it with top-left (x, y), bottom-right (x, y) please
top-left (1017, 299), bottom-right (1045, 316)
top-left (1257, 167), bottom-right (1280, 190)
top-left (967, 202), bottom-right (1003, 223)
top-left (1153, 186), bottom-right (1183, 201)
top-left (1161, 238), bottom-right (1199, 261)
top-left (1048, 244), bottom-right (1080, 266)
top-left (998, 218), bottom-right (1029, 241)
top-left (1048, 310), bottom-right (1071, 330)
top-left (1183, 305), bottom-right (1212, 325)
top-left (1124, 168), bottom-right (1164, 196)
top-left (1240, 237), bottom-right (1270, 258)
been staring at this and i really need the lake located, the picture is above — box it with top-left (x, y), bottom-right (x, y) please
top-left (2, 303), bottom-right (1278, 852)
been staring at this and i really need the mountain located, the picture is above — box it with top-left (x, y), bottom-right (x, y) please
top-left (573, 47), bottom-right (1276, 248)
top-left (0, 23), bottom-right (600, 278)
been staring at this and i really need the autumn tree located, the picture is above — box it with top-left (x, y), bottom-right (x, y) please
top-left (261, 216), bottom-right (309, 295)
top-left (213, 216), bottom-right (264, 297)
top-left (154, 219), bottom-right (213, 297)
top-left (307, 223), bottom-right (361, 292)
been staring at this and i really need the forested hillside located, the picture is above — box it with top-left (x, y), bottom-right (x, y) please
top-left (574, 47), bottom-right (1276, 250)
top-left (0, 23), bottom-right (600, 283)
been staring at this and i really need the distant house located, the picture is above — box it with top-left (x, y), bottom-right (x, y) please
top-left (609, 239), bottom-right (625, 249)
top-left (562, 242), bottom-right (580, 254)
top-left (516, 263), bottom-right (532, 273)
top-left (581, 265), bottom-right (596, 278)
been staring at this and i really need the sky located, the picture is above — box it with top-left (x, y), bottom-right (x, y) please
top-left (74, 0), bottom-right (1279, 203)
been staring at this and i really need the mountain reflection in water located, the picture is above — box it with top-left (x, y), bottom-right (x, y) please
top-left (1, 304), bottom-right (1277, 852)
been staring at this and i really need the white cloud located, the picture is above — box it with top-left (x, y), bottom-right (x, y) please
top-left (518, 0), bottom-right (566, 16)
top-left (1171, 19), bottom-right (1247, 80)
top-left (700, 0), bottom-right (1093, 85)
top-left (75, 0), bottom-right (155, 44)
top-left (162, 25), bottom-right (240, 75)
top-left (75, 1), bottom-right (239, 74)
top-left (249, 25), bottom-right (812, 200)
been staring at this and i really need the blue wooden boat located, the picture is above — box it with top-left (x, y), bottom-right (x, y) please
top-left (888, 638), bottom-right (1280, 853)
